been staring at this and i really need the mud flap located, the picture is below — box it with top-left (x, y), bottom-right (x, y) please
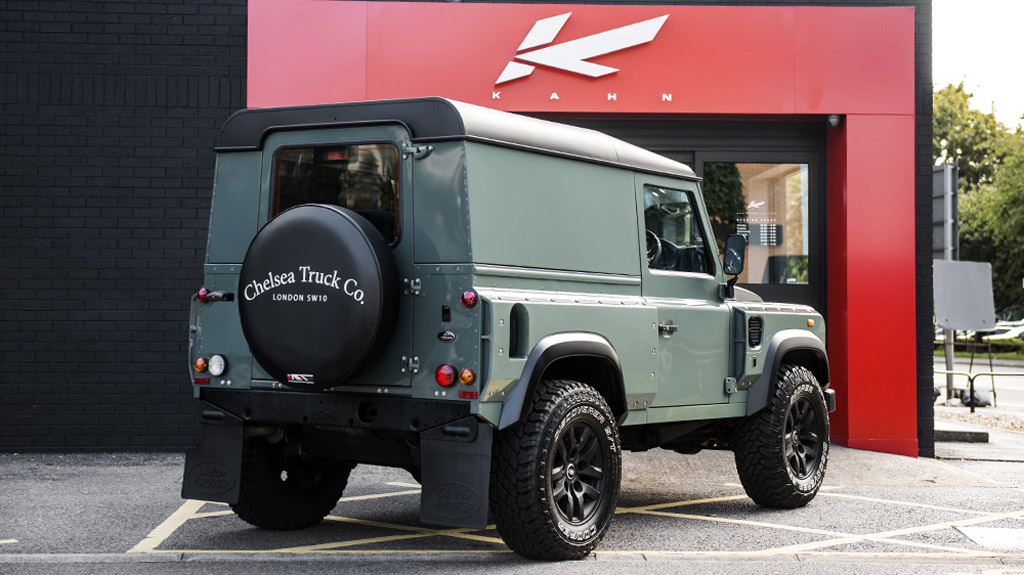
top-left (181, 403), bottom-right (243, 504)
top-left (419, 416), bottom-right (492, 530)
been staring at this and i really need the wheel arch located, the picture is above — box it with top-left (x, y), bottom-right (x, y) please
top-left (497, 333), bottom-right (626, 430)
top-left (746, 329), bottom-right (829, 417)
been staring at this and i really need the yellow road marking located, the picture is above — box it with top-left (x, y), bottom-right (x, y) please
top-left (281, 531), bottom-right (440, 552)
top-left (133, 547), bottom-right (1024, 559)
top-left (324, 516), bottom-right (504, 545)
top-left (128, 499), bottom-right (205, 553)
top-left (336, 488), bottom-right (421, 502)
top-left (0, 539), bottom-right (17, 545)
top-left (386, 482), bottom-right (422, 489)
top-left (639, 508), bottom-right (847, 537)
top-left (282, 521), bottom-right (500, 552)
top-left (764, 509), bottom-right (1024, 554)
top-left (617, 494), bottom-right (749, 514)
top-left (140, 548), bottom-right (515, 555)
top-left (818, 492), bottom-right (999, 516)
top-left (635, 509), bottom-right (990, 556)
top-left (190, 510), bottom-right (235, 520)
top-left (130, 483), bottom-right (1024, 559)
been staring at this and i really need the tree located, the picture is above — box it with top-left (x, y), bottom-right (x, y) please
top-left (933, 82), bottom-right (1005, 191)
top-left (936, 83), bottom-right (1024, 315)
top-left (960, 131), bottom-right (1024, 314)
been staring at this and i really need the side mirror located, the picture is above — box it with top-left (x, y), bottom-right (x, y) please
top-left (723, 234), bottom-right (746, 276)
top-left (720, 234), bottom-right (746, 300)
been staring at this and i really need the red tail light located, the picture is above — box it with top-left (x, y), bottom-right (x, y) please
top-left (461, 290), bottom-right (478, 308)
top-left (435, 364), bottom-right (456, 387)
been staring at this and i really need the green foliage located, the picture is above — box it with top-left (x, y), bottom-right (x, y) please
top-left (937, 83), bottom-right (1024, 313)
top-left (702, 162), bottom-right (745, 250)
top-left (933, 82), bottom-right (1006, 191)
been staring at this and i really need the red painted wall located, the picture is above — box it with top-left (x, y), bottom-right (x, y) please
top-left (248, 1), bottom-right (918, 456)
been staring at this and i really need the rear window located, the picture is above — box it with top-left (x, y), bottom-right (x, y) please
top-left (273, 144), bottom-right (399, 244)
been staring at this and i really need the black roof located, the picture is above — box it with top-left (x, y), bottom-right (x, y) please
top-left (216, 98), bottom-right (696, 179)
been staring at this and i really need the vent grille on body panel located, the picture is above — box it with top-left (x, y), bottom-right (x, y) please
top-left (748, 317), bottom-right (764, 348)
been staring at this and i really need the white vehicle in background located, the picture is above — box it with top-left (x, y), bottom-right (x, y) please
top-left (981, 322), bottom-right (1024, 341)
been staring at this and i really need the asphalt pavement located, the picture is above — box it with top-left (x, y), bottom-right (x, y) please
top-left (1, 444), bottom-right (1023, 575)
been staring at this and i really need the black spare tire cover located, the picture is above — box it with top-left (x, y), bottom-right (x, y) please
top-left (239, 204), bottom-right (398, 390)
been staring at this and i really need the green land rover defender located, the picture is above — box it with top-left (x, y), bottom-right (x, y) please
top-left (183, 98), bottom-right (834, 560)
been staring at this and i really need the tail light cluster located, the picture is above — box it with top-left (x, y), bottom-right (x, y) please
top-left (435, 364), bottom-right (478, 399)
top-left (193, 354), bottom-right (227, 383)
top-left (433, 289), bottom-right (481, 398)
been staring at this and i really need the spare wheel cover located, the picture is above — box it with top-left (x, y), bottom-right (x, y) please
top-left (238, 204), bottom-right (398, 389)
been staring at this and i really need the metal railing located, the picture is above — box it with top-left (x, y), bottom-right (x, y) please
top-left (934, 369), bottom-right (1024, 413)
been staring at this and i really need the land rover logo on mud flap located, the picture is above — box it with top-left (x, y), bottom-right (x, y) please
top-left (186, 463), bottom-right (236, 495)
top-left (242, 265), bottom-right (365, 305)
top-left (426, 483), bottom-right (480, 519)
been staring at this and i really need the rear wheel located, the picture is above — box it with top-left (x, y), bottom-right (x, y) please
top-left (733, 364), bottom-right (829, 508)
top-left (231, 436), bottom-right (354, 530)
top-left (491, 380), bottom-right (621, 560)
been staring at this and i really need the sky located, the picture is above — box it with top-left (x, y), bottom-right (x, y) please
top-left (933, 0), bottom-right (1024, 129)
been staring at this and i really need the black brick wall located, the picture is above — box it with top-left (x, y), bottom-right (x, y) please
top-left (1, 0), bottom-right (931, 454)
top-left (0, 1), bottom-right (246, 450)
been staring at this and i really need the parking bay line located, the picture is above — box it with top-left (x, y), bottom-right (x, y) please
top-left (128, 499), bottom-right (206, 554)
top-left (128, 485), bottom-right (426, 554)
top-left (278, 517), bottom-right (504, 552)
top-left (0, 540), bottom-right (17, 545)
top-left (818, 492), bottom-right (1003, 516)
top-left (628, 507), bottom-right (991, 555)
top-left (761, 508), bottom-right (1024, 555)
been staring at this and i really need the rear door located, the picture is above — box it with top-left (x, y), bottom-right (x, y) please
top-left (252, 125), bottom-right (416, 388)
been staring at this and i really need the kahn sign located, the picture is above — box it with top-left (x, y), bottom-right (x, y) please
top-left (496, 12), bottom-right (669, 84)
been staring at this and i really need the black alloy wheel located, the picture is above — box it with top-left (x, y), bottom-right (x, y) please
top-left (784, 396), bottom-right (823, 481)
top-left (550, 419), bottom-right (608, 525)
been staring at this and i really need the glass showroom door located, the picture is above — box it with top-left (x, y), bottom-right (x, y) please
top-left (698, 152), bottom-right (825, 314)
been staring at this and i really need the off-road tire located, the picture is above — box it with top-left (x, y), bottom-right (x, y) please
top-left (733, 364), bottom-right (829, 509)
top-left (231, 437), bottom-right (354, 530)
top-left (491, 379), bottom-right (621, 561)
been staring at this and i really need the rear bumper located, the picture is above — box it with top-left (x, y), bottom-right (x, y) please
top-left (183, 388), bottom-right (490, 529)
top-left (197, 388), bottom-right (471, 433)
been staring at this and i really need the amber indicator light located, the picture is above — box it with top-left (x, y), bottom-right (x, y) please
top-left (194, 357), bottom-right (209, 373)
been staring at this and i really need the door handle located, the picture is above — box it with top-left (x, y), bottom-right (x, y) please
top-left (658, 322), bottom-right (679, 335)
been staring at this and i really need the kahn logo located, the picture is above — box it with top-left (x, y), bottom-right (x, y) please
top-left (496, 12), bottom-right (669, 85)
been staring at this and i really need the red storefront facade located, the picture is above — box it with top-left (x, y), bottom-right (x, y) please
top-left (247, 1), bottom-right (924, 457)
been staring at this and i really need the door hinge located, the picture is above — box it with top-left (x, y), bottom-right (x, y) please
top-left (403, 144), bottom-right (433, 160)
top-left (403, 278), bottom-right (422, 296)
top-left (401, 356), bottom-right (420, 374)
top-left (724, 377), bottom-right (738, 395)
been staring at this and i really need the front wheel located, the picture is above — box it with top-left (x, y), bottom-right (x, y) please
top-left (733, 365), bottom-right (829, 508)
top-left (491, 379), bottom-right (621, 560)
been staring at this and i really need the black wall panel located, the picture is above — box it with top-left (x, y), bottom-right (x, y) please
top-left (0, 0), bottom-right (247, 450)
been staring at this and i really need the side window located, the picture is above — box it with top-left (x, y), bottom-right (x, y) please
top-left (643, 184), bottom-right (713, 275)
top-left (273, 144), bottom-right (399, 244)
